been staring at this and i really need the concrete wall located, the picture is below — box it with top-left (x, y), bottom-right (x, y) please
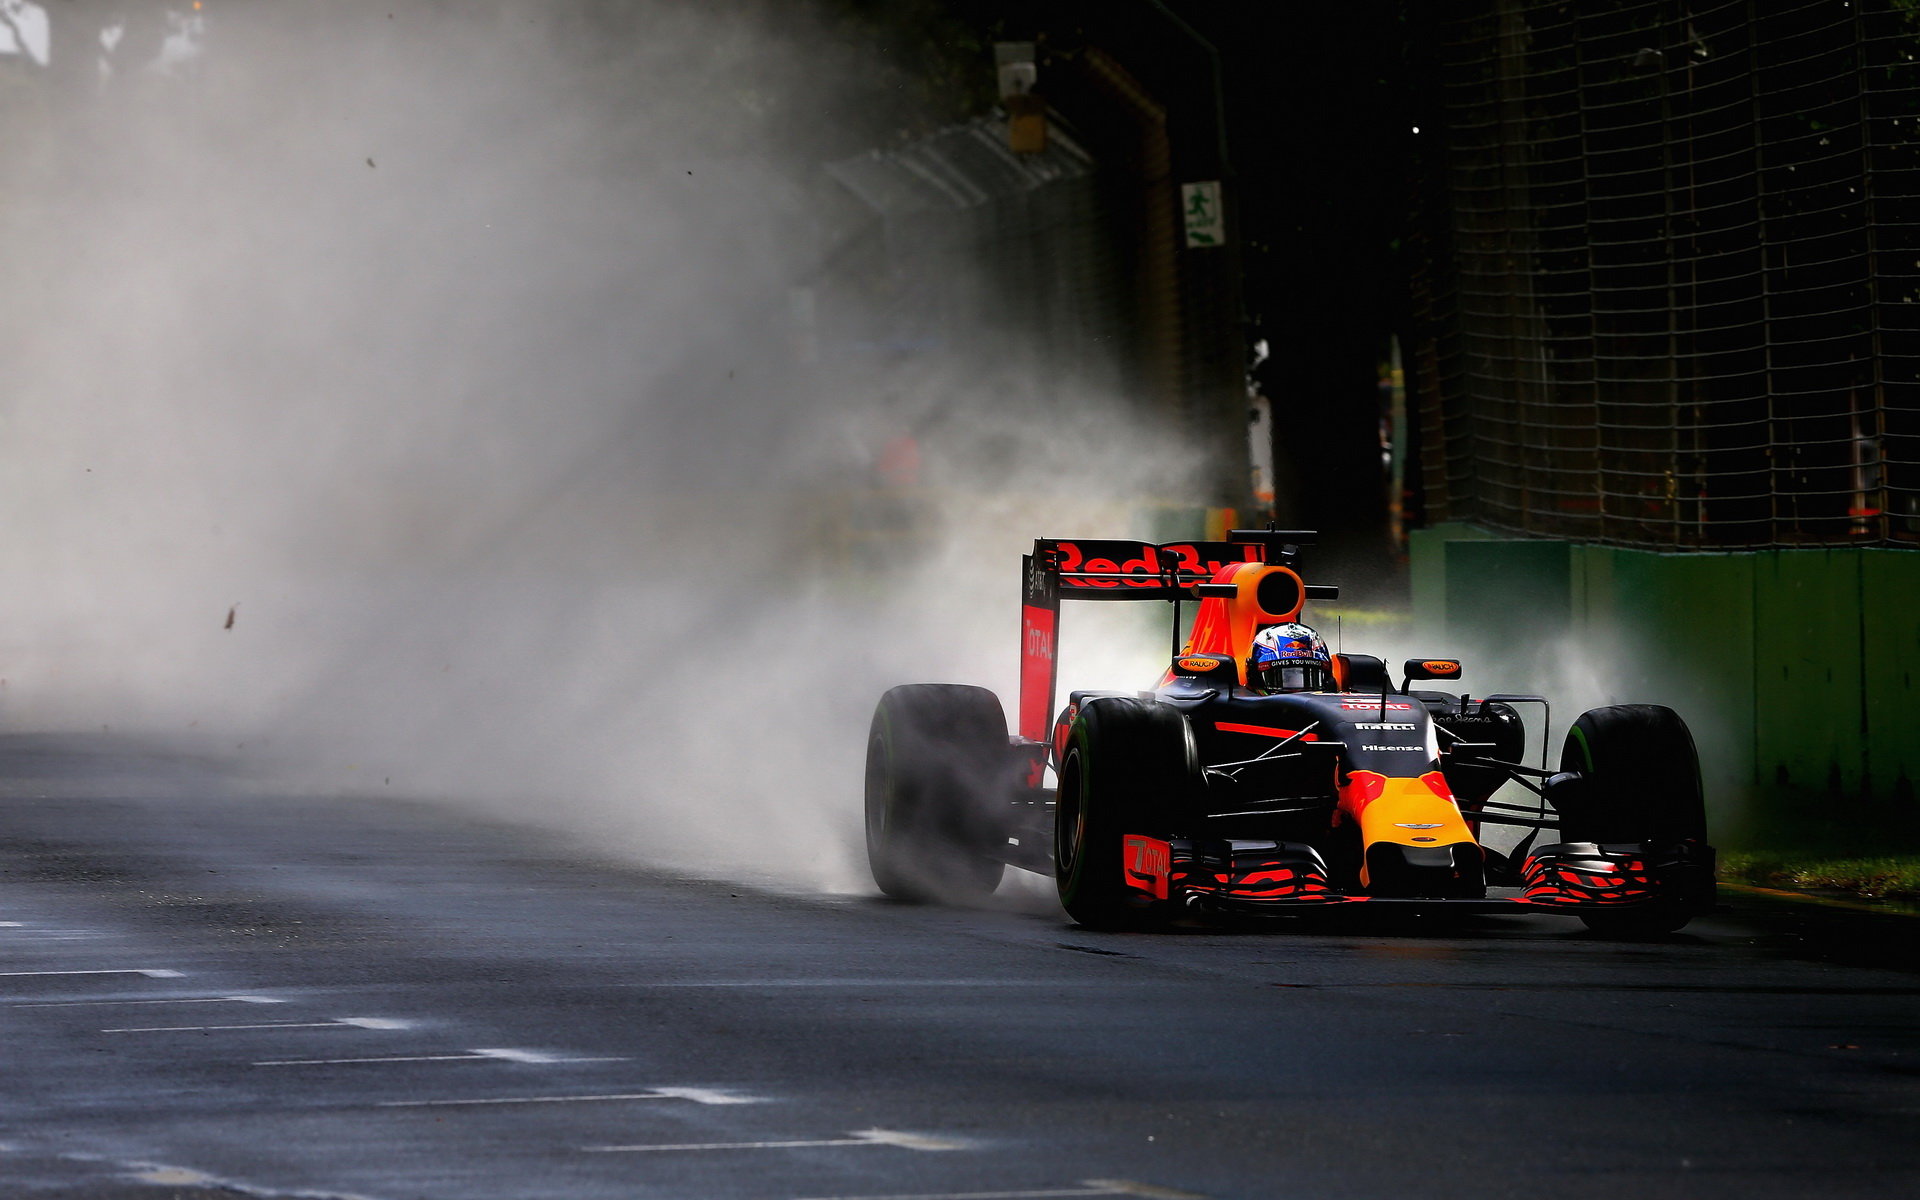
top-left (1412, 525), bottom-right (1920, 850)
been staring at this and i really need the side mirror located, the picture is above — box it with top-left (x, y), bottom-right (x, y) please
top-left (1401, 658), bottom-right (1463, 692)
top-left (1541, 771), bottom-right (1593, 826)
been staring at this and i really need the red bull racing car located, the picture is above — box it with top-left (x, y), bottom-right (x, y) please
top-left (864, 530), bottom-right (1715, 934)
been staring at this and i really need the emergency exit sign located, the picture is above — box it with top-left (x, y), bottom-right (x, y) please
top-left (1181, 181), bottom-right (1224, 248)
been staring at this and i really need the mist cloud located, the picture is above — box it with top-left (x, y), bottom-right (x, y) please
top-left (0, 2), bottom-right (1223, 894)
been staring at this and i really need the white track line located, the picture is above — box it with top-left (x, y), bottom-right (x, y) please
top-left (11, 994), bottom-right (283, 1009)
top-left (103, 1017), bottom-right (411, 1034)
top-left (255, 1048), bottom-right (625, 1067)
top-left (470, 1048), bottom-right (619, 1064)
top-left (652, 1086), bottom-right (762, 1105)
top-left (625, 980), bottom-right (1081, 988)
top-left (124, 1161), bottom-right (383, 1200)
top-left (789, 1191), bottom-right (1105, 1200)
top-left (257, 1054), bottom-right (491, 1067)
top-left (109, 1022), bottom-right (350, 1034)
top-left (0, 969), bottom-right (183, 978)
top-left (790, 1183), bottom-right (1204, 1200)
top-left (379, 1087), bottom-right (761, 1108)
top-left (586, 1129), bottom-right (965, 1154)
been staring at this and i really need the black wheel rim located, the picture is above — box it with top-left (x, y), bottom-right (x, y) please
top-left (864, 730), bottom-right (893, 850)
top-left (1055, 750), bottom-right (1085, 876)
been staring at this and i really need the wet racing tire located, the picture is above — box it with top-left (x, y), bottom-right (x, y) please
top-left (1576, 906), bottom-right (1693, 937)
top-left (1054, 696), bottom-right (1194, 931)
top-left (865, 684), bottom-right (1010, 904)
top-left (1556, 704), bottom-right (1709, 935)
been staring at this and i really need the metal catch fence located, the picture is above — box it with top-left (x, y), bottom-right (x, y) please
top-left (1412, 0), bottom-right (1920, 548)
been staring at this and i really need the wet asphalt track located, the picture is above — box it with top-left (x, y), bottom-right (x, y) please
top-left (2, 734), bottom-right (1918, 1200)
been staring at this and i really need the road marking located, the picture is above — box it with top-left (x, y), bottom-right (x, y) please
top-left (586, 1129), bottom-right (965, 1154)
top-left (255, 1048), bottom-right (626, 1067)
top-left (0, 969), bottom-right (183, 978)
top-left (379, 1087), bottom-right (762, 1108)
top-left (258, 1054), bottom-right (496, 1066)
top-left (11, 994), bottom-right (283, 1009)
top-left (651, 1086), bottom-right (763, 1105)
top-left (624, 980), bottom-right (1093, 988)
top-left (787, 1182), bottom-right (1105, 1190)
top-left (132, 1168), bottom-right (222, 1186)
top-left (124, 1161), bottom-right (383, 1200)
top-left (789, 1184), bottom-right (1204, 1200)
top-left (110, 1022), bottom-right (349, 1034)
top-left (103, 1017), bottom-right (412, 1034)
top-left (467, 1047), bottom-right (628, 1064)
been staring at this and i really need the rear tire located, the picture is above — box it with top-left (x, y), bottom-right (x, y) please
top-left (865, 684), bottom-right (1010, 904)
top-left (1054, 697), bottom-right (1194, 931)
top-left (1556, 704), bottom-right (1709, 934)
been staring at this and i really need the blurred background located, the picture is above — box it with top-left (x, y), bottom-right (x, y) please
top-left (0, 0), bottom-right (1913, 890)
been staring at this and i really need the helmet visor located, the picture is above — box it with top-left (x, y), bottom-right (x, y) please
top-left (1256, 660), bottom-right (1328, 692)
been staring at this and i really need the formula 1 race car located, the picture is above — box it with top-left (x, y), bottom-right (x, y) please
top-left (864, 530), bottom-right (1716, 934)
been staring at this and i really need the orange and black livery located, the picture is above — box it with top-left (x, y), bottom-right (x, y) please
top-left (865, 528), bottom-right (1715, 934)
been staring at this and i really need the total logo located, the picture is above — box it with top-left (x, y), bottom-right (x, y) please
top-left (1352, 722), bottom-right (1416, 730)
top-left (1023, 624), bottom-right (1052, 657)
top-left (1342, 701), bottom-right (1414, 711)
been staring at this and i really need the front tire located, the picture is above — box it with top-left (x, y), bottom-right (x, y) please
top-left (865, 684), bottom-right (1010, 904)
top-left (1577, 906), bottom-right (1693, 937)
top-left (1555, 704), bottom-right (1710, 934)
top-left (1054, 697), bottom-right (1195, 931)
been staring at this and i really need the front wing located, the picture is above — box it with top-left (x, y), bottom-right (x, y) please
top-left (1122, 835), bottom-right (1715, 917)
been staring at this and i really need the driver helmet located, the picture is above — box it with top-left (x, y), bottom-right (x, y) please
top-left (1248, 622), bottom-right (1331, 693)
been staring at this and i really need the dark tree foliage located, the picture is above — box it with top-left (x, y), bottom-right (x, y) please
top-left (550, 0), bottom-right (1001, 161)
top-left (822, 0), bottom-right (1414, 570)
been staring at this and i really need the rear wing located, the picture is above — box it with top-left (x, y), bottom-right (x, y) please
top-left (1018, 533), bottom-right (1334, 742)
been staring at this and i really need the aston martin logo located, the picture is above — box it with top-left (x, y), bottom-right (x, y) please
top-left (1394, 823), bottom-right (1444, 829)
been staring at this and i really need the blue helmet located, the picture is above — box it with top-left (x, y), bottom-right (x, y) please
top-left (1249, 622), bottom-right (1331, 692)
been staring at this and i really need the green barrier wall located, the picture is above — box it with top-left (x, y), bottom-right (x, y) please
top-left (1863, 551), bottom-right (1920, 804)
top-left (1413, 527), bottom-right (1920, 850)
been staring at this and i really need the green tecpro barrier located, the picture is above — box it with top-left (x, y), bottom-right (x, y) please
top-left (1412, 528), bottom-right (1920, 851)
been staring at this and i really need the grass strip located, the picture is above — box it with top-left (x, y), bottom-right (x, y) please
top-left (1720, 852), bottom-right (1920, 904)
